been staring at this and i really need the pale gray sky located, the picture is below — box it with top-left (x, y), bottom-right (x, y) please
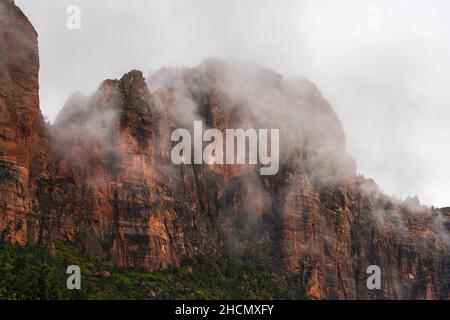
top-left (16, 0), bottom-right (450, 207)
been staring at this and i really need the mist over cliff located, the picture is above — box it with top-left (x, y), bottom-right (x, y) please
top-left (15, 0), bottom-right (450, 208)
top-left (50, 58), bottom-right (450, 299)
top-left (0, 1), bottom-right (449, 299)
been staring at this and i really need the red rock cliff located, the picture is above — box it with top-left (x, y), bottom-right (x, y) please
top-left (48, 59), bottom-right (449, 299)
top-left (0, 0), bottom-right (48, 245)
top-left (0, 1), bottom-right (448, 299)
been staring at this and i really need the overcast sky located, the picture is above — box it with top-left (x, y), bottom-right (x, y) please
top-left (16, 0), bottom-right (450, 207)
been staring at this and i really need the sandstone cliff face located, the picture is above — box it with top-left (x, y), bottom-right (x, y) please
top-left (49, 70), bottom-right (218, 270)
top-left (0, 0), bottom-right (48, 245)
top-left (0, 1), bottom-right (448, 299)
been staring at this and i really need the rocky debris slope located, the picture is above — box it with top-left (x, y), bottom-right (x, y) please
top-left (0, 0), bottom-right (448, 299)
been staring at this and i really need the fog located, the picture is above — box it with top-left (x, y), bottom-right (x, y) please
top-left (16, 0), bottom-right (450, 207)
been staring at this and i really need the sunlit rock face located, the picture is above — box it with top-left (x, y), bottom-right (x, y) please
top-left (1, 1), bottom-right (448, 299)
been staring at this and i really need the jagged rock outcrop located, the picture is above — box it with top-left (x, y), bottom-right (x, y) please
top-left (49, 70), bottom-right (218, 270)
top-left (0, 1), bottom-right (448, 299)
